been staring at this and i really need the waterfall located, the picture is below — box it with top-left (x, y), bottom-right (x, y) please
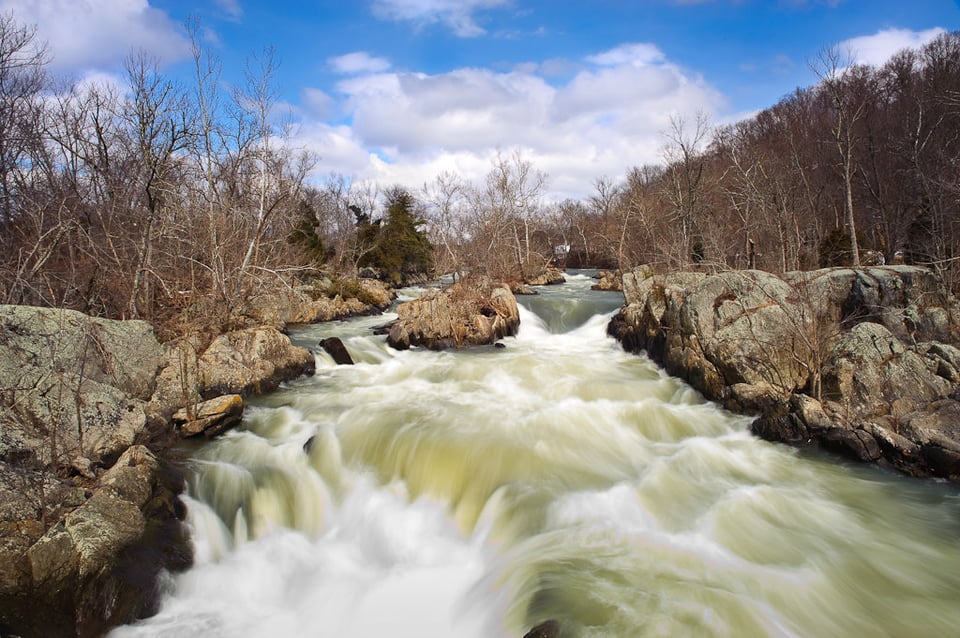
top-left (112, 271), bottom-right (960, 638)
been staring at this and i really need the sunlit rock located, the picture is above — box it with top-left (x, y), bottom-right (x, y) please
top-left (198, 326), bottom-right (315, 397)
top-left (610, 265), bottom-right (960, 482)
top-left (172, 394), bottom-right (244, 438)
top-left (387, 279), bottom-right (520, 350)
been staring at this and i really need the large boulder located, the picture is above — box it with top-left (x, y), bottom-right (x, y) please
top-left (0, 305), bottom-right (163, 470)
top-left (247, 278), bottom-right (393, 327)
top-left (2, 445), bottom-right (190, 638)
top-left (387, 280), bottom-right (520, 350)
top-left (526, 267), bottom-right (566, 287)
top-left (197, 326), bottom-right (316, 398)
top-left (609, 266), bottom-right (960, 482)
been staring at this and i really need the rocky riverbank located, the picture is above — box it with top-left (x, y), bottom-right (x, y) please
top-left (608, 265), bottom-right (960, 482)
top-left (0, 277), bottom-right (391, 637)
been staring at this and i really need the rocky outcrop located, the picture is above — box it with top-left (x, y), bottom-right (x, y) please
top-left (386, 279), bottom-right (520, 350)
top-left (1, 445), bottom-right (189, 638)
top-left (197, 326), bottom-right (315, 398)
top-left (608, 266), bottom-right (960, 481)
top-left (525, 267), bottom-right (566, 287)
top-left (247, 278), bottom-right (393, 327)
top-left (0, 305), bottom-right (164, 471)
top-left (0, 305), bottom-right (318, 636)
top-left (591, 270), bottom-right (623, 291)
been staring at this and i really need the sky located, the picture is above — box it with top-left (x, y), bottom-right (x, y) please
top-left (2, 0), bottom-right (958, 200)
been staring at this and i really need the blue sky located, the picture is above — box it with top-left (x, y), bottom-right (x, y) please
top-left (4, 0), bottom-right (958, 199)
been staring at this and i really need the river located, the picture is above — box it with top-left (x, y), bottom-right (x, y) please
top-left (112, 271), bottom-right (960, 638)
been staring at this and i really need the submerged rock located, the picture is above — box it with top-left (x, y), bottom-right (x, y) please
top-left (609, 265), bottom-right (960, 482)
top-left (523, 620), bottom-right (560, 638)
top-left (386, 279), bottom-right (520, 350)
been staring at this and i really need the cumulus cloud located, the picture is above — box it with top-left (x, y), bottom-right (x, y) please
top-left (328, 52), bottom-right (392, 75)
top-left (840, 27), bottom-right (946, 67)
top-left (296, 41), bottom-right (724, 200)
top-left (0, 0), bottom-right (190, 75)
top-left (370, 0), bottom-right (511, 37)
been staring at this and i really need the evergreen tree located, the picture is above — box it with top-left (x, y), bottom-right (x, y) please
top-left (358, 187), bottom-right (433, 283)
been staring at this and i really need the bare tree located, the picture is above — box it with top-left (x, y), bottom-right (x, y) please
top-left (662, 111), bottom-right (710, 268)
top-left (122, 51), bottom-right (195, 319)
top-left (811, 46), bottom-right (866, 267)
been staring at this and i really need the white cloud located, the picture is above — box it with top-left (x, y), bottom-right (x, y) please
top-left (213, 0), bottom-right (243, 21)
top-left (328, 52), bottom-right (392, 75)
top-left (370, 0), bottom-right (511, 37)
top-left (840, 27), bottom-right (946, 68)
top-left (0, 0), bottom-right (190, 75)
top-left (586, 43), bottom-right (665, 67)
top-left (295, 41), bottom-right (725, 200)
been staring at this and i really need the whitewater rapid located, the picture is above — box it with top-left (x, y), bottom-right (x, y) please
top-left (112, 272), bottom-right (960, 638)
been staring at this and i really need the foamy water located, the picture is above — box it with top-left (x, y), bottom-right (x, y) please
top-left (112, 272), bottom-right (960, 638)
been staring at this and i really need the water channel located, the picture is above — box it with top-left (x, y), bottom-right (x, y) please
top-left (113, 271), bottom-right (960, 637)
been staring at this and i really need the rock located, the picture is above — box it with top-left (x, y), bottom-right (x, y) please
top-left (198, 326), bottom-right (316, 398)
top-left (387, 279), bottom-right (520, 350)
top-left (247, 278), bottom-right (393, 327)
top-left (0, 305), bottom-right (162, 470)
top-left (821, 427), bottom-right (883, 462)
top-left (591, 270), bottom-right (622, 291)
top-left (610, 266), bottom-right (960, 482)
top-left (511, 282), bottom-right (538, 296)
top-left (526, 267), bottom-right (566, 286)
top-left (821, 322), bottom-right (952, 418)
top-left (319, 337), bottom-right (354, 365)
top-left (610, 269), bottom-right (813, 401)
top-left (146, 336), bottom-right (203, 429)
top-left (172, 394), bottom-right (244, 438)
top-left (523, 620), bottom-right (560, 638)
top-left (4, 446), bottom-right (190, 638)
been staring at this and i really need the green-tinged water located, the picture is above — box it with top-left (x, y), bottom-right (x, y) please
top-left (113, 271), bottom-right (960, 638)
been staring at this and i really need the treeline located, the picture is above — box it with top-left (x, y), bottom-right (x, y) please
top-left (542, 32), bottom-right (960, 289)
top-left (2, 11), bottom-right (958, 338)
top-left (416, 32), bottom-right (960, 293)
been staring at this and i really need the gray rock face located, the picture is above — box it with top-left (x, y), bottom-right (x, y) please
top-left (1, 305), bottom-right (318, 636)
top-left (387, 280), bottom-right (520, 350)
top-left (609, 266), bottom-right (960, 481)
top-left (3, 445), bottom-right (190, 638)
top-left (0, 305), bottom-right (163, 470)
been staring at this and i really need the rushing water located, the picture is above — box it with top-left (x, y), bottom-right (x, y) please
top-left (113, 271), bottom-right (960, 638)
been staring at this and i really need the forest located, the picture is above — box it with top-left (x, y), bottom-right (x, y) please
top-left (1, 12), bottom-right (957, 339)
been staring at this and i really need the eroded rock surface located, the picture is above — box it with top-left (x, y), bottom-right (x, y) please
top-left (0, 305), bottom-right (318, 636)
top-left (609, 266), bottom-right (960, 481)
top-left (387, 279), bottom-right (520, 350)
